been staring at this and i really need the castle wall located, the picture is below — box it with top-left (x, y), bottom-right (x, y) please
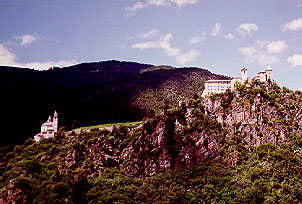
top-left (202, 66), bottom-right (273, 97)
top-left (202, 80), bottom-right (232, 97)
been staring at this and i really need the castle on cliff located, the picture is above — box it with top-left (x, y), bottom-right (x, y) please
top-left (34, 111), bottom-right (58, 142)
top-left (202, 65), bottom-right (273, 97)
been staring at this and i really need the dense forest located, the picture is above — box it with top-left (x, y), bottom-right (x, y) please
top-left (1, 80), bottom-right (302, 203)
top-left (0, 60), bottom-right (228, 144)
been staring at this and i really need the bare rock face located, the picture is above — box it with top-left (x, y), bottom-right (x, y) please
top-left (51, 82), bottom-right (302, 178)
top-left (120, 82), bottom-right (302, 173)
top-left (4, 178), bottom-right (29, 204)
top-left (61, 102), bottom-right (221, 177)
top-left (116, 102), bottom-right (226, 176)
top-left (6, 179), bottom-right (17, 204)
top-left (203, 84), bottom-right (302, 150)
top-left (200, 82), bottom-right (302, 165)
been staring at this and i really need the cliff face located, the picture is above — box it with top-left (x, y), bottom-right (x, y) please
top-left (204, 82), bottom-right (302, 145)
top-left (59, 81), bottom-right (302, 177)
top-left (2, 81), bottom-right (302, 203)
top-left (41, 81), bottom-right (302, 177)
top-left (120, 81), bottom-right (302, 173)
top-left (201, 82), bottom-right (302, 165)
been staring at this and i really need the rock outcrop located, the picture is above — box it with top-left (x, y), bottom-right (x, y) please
top-left (58, 81), bottom-right (302, 177)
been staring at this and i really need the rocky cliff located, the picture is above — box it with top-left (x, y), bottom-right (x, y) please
top-left (1, 80), bottom-right (302, 203)
top-left (52, 80), bottom-right (302, 177)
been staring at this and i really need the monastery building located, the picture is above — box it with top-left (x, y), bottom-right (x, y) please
top-left (202, 65), bottom-right (272, 97)
top-left (34, 111), bottom-right (58, 142)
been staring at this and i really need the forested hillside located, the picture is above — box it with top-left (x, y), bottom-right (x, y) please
top-left (1, 81), bottom-right (302, 203)
top-left (0, 60), bottom-right (228, 144)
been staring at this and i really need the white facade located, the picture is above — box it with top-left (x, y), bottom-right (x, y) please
top-left (34, 111), bottom-right (58, 142)
top-left (202, 80), bottom-right (232, 97)
top-left (253, 65), bottom-right (272, 82)
top-left (202, 65), bottom-right (273, 97)
top-left (241, 66), bottom-right (248, 82)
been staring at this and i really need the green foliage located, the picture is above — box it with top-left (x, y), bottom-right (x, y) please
top-left (231, 143), bottom-right (302, 203)
top-left (86, 161), bottom-right (235, 203)
top-left (2, 79), bottom-right (302, 203)
top-left (77, 121), bottom-right (143, 130)
top-left (0, 145), bottom-right (14, 161)
top-left (132, 69), bottom-right (230, 116)
top-left (1, 61), bottom-right (229, 145)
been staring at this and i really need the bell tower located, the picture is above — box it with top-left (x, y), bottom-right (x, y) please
top-left (241, 66), bottom-right (248, 82)
top-left (265, 65), bottom-right (272, 81)
top-left (53, 111), bottom-right (58, 132)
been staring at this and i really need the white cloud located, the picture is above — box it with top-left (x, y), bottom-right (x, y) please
top-left (236, 23), bottom-right (258, 36)
top-left (223, 33), bottom-right (234, 40)
top-left (288, 54), bottom-right (302, 67)
top-left (138, 29), bottom-right (160, 39)
top-left (211, 23), bottom-right (221, 36)
top-left (254, 40), bottom-right (268, 48)
top-left (0, 43), bottom-right (77, 70)
top-left (267, 41), bottom-right (287, 54)
top-left (132, 33), bottom-right (180, 56)
top-left (127, 2), bottom-right (145, 12)
top-left (189, 31), bottom-right (206, 44)
top-left (282, 18), bottom-right (302, 31)
top-left (126, 0), bottom-right (198, 15)
top-left (238, 40), bottom-right (281, 65)
top-left (256, 52), bottom-right (279, 65)
top-left (132, 32), bottom-right (199, 65)
top-left (238, 46), bottom-right (258, 56)
top-left (17, 34), bottom-right (37, 46)
top-left (169, 0), bottom-right (198, 7)
top-left (176, 49), bottom-right (200, 65)
top-left (23, 60), bottom-right (77, 70)
top-left (126, 0), bottom-right (168, 12)
top-left (0, 44), bottom-right (17, 65)
top-left (129, 29), bottom-right (160, 40)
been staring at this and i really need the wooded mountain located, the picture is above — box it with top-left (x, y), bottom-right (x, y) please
top-left (0, 60), bottom-right (228, 144)
top-left (1, 80), bottom-right (302, 203)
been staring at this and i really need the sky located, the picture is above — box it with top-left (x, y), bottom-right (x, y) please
top-left (1, 0), bottom-right (302, 90)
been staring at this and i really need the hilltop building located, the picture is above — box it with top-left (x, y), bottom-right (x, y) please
top-left (202, 65), bottom-right (272, 97)
top-left (252, 65), bottom-right (273, 82)
top-left (34, 111), bottom-right (58, 142)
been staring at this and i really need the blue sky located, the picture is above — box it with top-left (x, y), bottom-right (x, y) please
top-left (1, 0), bottom-right (302, 90)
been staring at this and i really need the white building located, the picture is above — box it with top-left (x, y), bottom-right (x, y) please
top-left (202, 79), bottom-right (232, 97)
top-left (202, 65), bottom-right (272, 97)
top-left (253, 65), bottom-right (272, 82)
top-left (34, 111), bottom-right (58, 142)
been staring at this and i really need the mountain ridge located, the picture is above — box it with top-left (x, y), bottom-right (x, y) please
top-left (0, 60), bottom-right (229, 144)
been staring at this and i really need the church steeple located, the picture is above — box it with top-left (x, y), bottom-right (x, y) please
top-left (241, 66), bottom-right (248, 82)
top-left (34, 111), bottom-right (59, 142)
top-left (265, 65), bottom-right (272, 81)
top-left (53, 111), bottom-right (58, 132)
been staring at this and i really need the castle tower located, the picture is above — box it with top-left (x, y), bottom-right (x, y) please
top-left (47, 115), bottom-right (52, 122)
top-left (265, 65), bottom-right (272, 81)
top-left (53, 111), bottom-right (58, 132)
top-left (241, 66), bottom-right (248, 82)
